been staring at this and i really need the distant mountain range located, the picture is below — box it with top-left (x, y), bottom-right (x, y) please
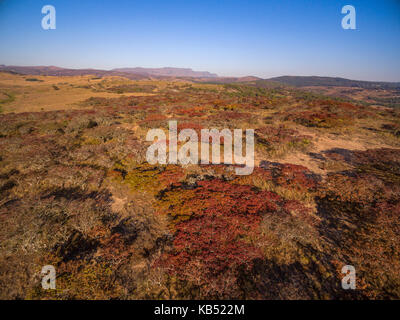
top-left (0, 65), bottom-right (147, 80)
top-left (112, 67), bottom-right (217, 78)
top-left (0, 65), bottom-right (217, 79)
top-left (1, 65), bottom-right (399, 89)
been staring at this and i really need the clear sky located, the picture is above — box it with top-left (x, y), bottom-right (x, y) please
top-left (0, 0), bottom-right (399, 81)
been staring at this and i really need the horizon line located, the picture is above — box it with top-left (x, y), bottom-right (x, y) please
top-left (1, 63), bottom-right (400, 84)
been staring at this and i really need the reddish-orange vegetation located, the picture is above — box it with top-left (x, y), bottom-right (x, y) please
top-left (177, 122), bottom-right (204, 136)
top-left (155, 179), bottom-right (282, 297)
top-left (208, 111), bottom-right (253, 122)
top-left (173, 106), bottom-right (206, 117)
top-left (260, 161), bottom-right (320, 190)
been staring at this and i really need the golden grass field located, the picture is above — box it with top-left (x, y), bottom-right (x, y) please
top-left (0, 72), bottom-right (162, 113)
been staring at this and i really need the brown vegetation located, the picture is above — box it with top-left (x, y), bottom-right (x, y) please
top-left (0, 72), bottom-right (399, 299)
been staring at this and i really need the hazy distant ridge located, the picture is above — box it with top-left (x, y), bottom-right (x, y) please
top-left (0, 65), bottom-right (218, 80)
top-left (266, 76), bottom-right (400, 90)
top-left (112, 67), bottom-right (218, 78)
top-left (1, 65), bottom-right (399, 88)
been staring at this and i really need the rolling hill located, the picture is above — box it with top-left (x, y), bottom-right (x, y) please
top-left (264, 76), bottom-right (400, 90)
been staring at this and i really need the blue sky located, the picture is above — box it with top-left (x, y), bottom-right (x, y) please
top-left (0, 0), bottom-right (399, 81)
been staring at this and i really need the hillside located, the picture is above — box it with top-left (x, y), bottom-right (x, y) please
top-left (0, 72), bottom-right (399, 299)
top-left (253, 77), bottom-right (400, 109)
top-left (113, 67), bottom-right (218, 78)
top-left (264, 76), bottom-right (400, 90)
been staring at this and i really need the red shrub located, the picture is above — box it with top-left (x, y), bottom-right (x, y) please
top-left (155, 179), bottom-right (282, 297)
top-left (177, 122), bottom-right (204, 136)
top-left (260, 161), bottom-right (321, 191)
top-left (174, 106), bottom-right (206, 117)
top-left (143, 113), bottom-right (167, 122)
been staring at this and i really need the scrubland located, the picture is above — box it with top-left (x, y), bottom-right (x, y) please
top-left (0, 72), bottom-right (399, 299)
